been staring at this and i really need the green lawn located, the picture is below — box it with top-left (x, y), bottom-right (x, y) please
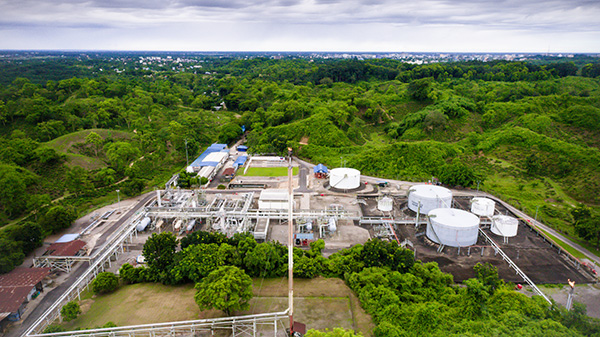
top-left (241, 166), bottom-right (299, 177)
top-left (58, 277), bottom-right (373, 336)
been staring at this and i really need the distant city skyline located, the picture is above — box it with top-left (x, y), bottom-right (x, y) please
top-left (1, 0), bottom-right (599, 53)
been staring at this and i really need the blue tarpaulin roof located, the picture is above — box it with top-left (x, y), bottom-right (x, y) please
top-left (189, 144), bottom-right (228, 168)
top-left (233, 156), bottom-right (248, 168)
top-left (313, 164), bottom-right (328, 173)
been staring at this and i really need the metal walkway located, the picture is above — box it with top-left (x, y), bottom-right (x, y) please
top-left (478, 228), bottom-right (552, 304)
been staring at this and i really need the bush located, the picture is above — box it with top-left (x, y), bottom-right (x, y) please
top-left (43, 324), bottom-right (66, 333)
top-left (92, 272), bottom-right (119, 294)
top-left (61, 301), bottom-right (81, 321)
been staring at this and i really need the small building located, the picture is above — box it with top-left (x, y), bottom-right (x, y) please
top-left (313, 164), bottom-right (328, 179)
top-left (236, 145), bottom-right (248, 152)
top-left (0, 268), bottom-right (51, 325)
top-left (223, 167), bottom-right (236, 180)
top-left (43, 240), bottom-right (87, 257)
top-left (233, 156), bottom-right (248, 170)
top-left (258, 189), bottom-right (294, 210)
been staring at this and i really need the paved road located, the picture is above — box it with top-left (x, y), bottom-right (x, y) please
top-left (7, 193), bottom-right (155, 337)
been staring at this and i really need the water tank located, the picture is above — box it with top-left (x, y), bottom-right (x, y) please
top-left (408, 185), bottom-right (453, 214)
top-left (471, 197), bottom-right (495, 217)
top-left (136, 217), bottom-right (151, 231)
top-left (491, 215), bottom-right (519, 237)
top-left (306, 220), bottom-right (313, 231)
top-left (328, 217), bottom-right (337, 232)
top-left (329, 168), bottom-right (360, 190)
top-left (426, 208), bottom-right (479, 247)
top-left (378, 196), bottom-right (393, 212)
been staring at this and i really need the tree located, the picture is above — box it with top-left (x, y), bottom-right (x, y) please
top-left (194, 266), bottom-right (253, 316)
top-left (7, 222), bottom-right (43, 253)
top-left (0, 238), bottom-right (25, 273)
top-left (104, 141), bottom-right (140, 172)
top-left (39, 205), bottom-right (77, 234)
top-left (437, 160), bottom-right (477, 188)
top-left (172, 243), bottom-right (225, 283)
top-left (142, 232), bottom-right (178, 278)
top-left (66, 166), bottom-right (93, 197)
top-left (85, 131), bottom-right (104, 157)
top-left (61, 301), bottom-right (81, 321)
top-left (407, 77), bottom-right (433, 101)
top-left (92, 272), bottom-right (119, 294)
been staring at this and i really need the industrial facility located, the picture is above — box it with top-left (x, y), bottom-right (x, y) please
top-left (16, 152), bottom-right (599, 337)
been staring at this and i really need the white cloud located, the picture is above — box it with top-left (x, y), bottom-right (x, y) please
top-left (0, 0), bottom-right (598, 51)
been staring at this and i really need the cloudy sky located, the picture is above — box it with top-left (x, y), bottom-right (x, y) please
top-left (0, 0), bottom-right (599, 52)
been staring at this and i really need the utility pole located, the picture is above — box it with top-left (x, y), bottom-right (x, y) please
top-left (477, 180), bottom-right (481, 191)
top-left (287, 147), bottom-right (294, 336)
top-left (535, 205), bottom-right (540, 221)
top-left (116, 189), bottom-right (120, 204)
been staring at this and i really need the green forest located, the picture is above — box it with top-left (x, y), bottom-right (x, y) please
top-left (1, 51), bottom-right (600, 335)
top-left (50, 231), bottom-right (600, 336)
top-left (2, 53), bottom-right (600, 274)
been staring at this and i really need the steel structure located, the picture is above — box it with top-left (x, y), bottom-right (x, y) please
top-left (25, 211), bottom-right (146, 336)
top-left (478, 228), bottom-right (552, 304)
top-left (27, 311), bottom-right (289, 337)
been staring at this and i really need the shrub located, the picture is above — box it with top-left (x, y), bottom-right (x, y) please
top-left (92, 272), bottom-right (119, 294)
top-left (61, 301), bottom-right (81, 321)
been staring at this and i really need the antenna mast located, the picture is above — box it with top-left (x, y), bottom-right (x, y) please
top-left (287, 147), bottom-right (294, 335)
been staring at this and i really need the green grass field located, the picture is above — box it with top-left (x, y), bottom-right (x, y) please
top-left (59, 277), bottom-right (373, 336)
top-left (45, 129), bottom-right (133, 170)
top-left (241, 167), bottom-right (299, 177)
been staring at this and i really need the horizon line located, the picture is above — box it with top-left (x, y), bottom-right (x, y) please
top-left (1, 49), bottom-right (600, 56)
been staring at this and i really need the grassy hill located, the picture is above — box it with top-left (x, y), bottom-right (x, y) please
top-left (45, 129), bottom-right (134, 170)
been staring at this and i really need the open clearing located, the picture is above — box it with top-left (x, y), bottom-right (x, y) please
top-left (241, 167), bottom-right (299, 177)
top-left (61, 277), bottom-right (373, 336)
top-left (45, 128), bottom-right (133, 170)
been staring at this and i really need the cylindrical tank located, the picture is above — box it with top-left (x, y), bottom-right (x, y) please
top-left (471, 197), bottom-right (495, 217)
top-left (306, 220), bottom-right (313, 231)
top-left (136, 217), bottom-right (151, 231)
top-left (426, 208), bottom-right (479, 247)
top-left (329, 168), bottom-right (360, 190)
top-left (174, 219), bottom-right (183, 230)
top-left (328, 217), bottom-right (337, 232)
top-left (186, 219), bottom-right (196, 232)
top-left (408, 185), bottom-right (453, 214)
top-left (491, 215), bottom-right (519, 237)
top-left (378, 196), bottom-right (393, 212)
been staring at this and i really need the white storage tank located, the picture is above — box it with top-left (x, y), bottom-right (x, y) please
top-left (136, 217), bottom-right (151, 231)
top-left (408, 185), bottom-right (453, 215)
top-left (471, 197), bottom-right (495, 217)
top-left (426, 208), bottom-right (480, 247)
top-left (491, 215), bottom-right (519, 237)
top-left (329, 168), bottom-right (360, 190)
top-left (378, 196), bottom-right (393, 212)
top-left (328, 217), bottom-right (337, 232)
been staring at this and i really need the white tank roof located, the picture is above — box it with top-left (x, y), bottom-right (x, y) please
top-left (411, 185), bottom-right (452, 199)
top-left (408, 184), bottom-right (453, 214)
top-left (378, 196), bottom-right (393, 212)
top-left (329, 167), bottom-right (360, 189)
top-left (428, 208), bottom-right (479, 228)
top-left (491, 215), bottom-right (519, 237)
top-left (471, 197), bottom-right (495, 217)
top-left (427, 208), bottom-right (480, 247)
